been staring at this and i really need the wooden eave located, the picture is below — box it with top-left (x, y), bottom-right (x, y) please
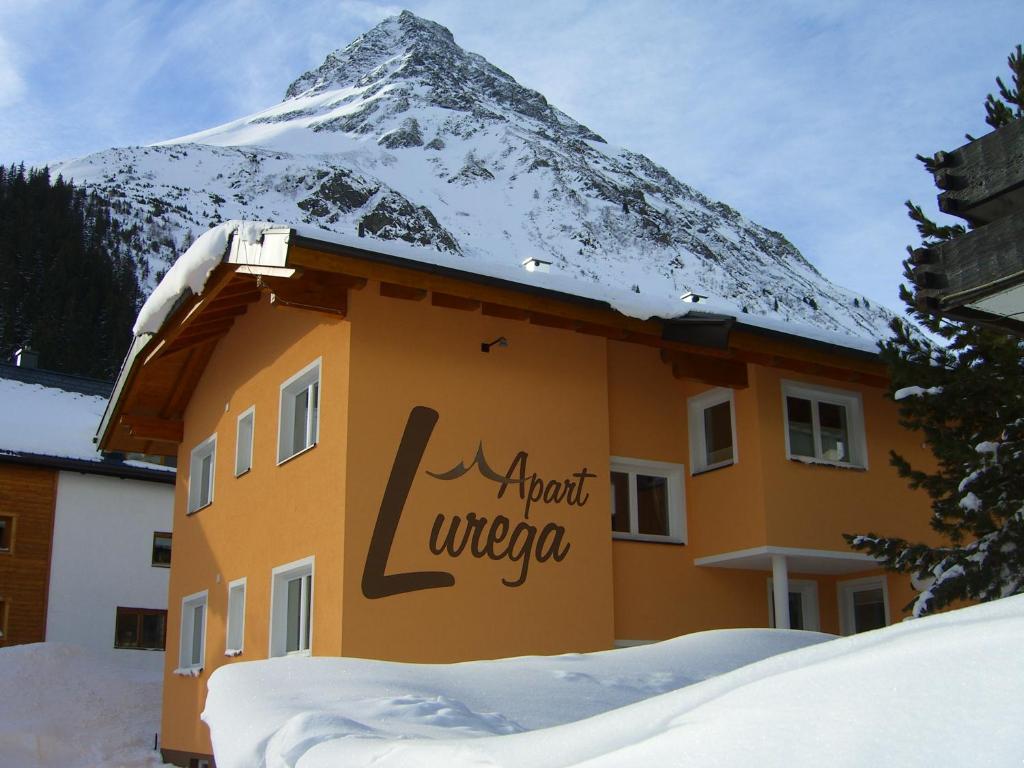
top-left (100, 231), bottom-right (889, 456)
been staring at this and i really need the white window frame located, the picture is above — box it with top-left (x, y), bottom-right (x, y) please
top-left (225, 577), bottom-right (246, 655)
top-left (178, 590), bottom-right (208, 673)
top-left (269, 556), bottom-right (314, 658)
top-left (235, 406), bottom-right (255, 477)
top-left (838, 576), bottom-right (890, 636)
top-left (781, 380), bottom-right (867, 469)
top-left (277, 359), bottom-right (322, 464)
top-left (766, 578), bottom-right (820, 631)
top-left (187, 434), bottom-right (217, 513)
top-left (687, 387), bottom-right (738, 474)
top-left (610, 456), bottom-right (686, 544)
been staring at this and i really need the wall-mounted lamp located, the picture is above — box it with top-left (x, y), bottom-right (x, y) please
top-left (481, 336), bottom-right (509, 353)
top-left (680, 291), bottom-right (708, 304)
top-left (522, 257), bottom-right (552, 273)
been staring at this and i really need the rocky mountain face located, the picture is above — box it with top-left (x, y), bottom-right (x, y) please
top-left (55, 11), bottom-right (893, 338)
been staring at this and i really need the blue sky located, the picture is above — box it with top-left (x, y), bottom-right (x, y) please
top-left (0, 0), bottom-right (1019, 314)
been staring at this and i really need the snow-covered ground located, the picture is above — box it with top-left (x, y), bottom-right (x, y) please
top-left (0, 643), bottom-right (167, 768)
top-left (5, 598), bottom-right (1022, 767)
top-left (205, 596), bottom-right (1024, 768)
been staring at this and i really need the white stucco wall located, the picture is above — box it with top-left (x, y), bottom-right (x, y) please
top-left (46, 470), bottom-right (174, 677)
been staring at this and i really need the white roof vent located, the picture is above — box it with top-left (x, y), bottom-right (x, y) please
top-left (522, 257), bottom-right (552, 273)
top-left (680, 291), bottom-right (707, 304)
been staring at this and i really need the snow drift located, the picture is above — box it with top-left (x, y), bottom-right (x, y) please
top-left (203, 596), bottom-right (1024, 767)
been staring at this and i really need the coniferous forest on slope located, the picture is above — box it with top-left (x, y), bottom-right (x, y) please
top-left (0, 165), bottom-right (143, 379)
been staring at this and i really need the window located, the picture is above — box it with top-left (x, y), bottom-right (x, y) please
top-left (278, 360), bottom-right (321, 463)
top-left (781, 381), bottom-right (866, 468)
top-left (838, 577), bottom-right (889, 635)
top-left (188, 435), bottom-right (217, 513)
top-left (0, 597), bottom-right (7, 642)
top-left (179, 591), bottom-right (208, 672)
top-left (688, 388), bottom-right (737, 474)
top-left (114, 607), bottom-right (167, 650)
top-left (152, 532), bottom-right (172, 567)
top-left (766, 579), bottom-right (820, 631)
top-left (235, 407), bottom-right (255, 476)
top-left (0, 515), bottom-right (12, 552)
top-left (225, 578), bottom-right (246, 655)
top-left (270, 557), bottom-right (314, 657)
top-left (609, 457), bottom-right (686, 543)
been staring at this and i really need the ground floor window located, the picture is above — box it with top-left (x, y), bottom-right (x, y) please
top-left (179, 591), bottom-right (208, 671)
top-left (0, 515), bottom-right (13, 552)
top-left (270, 557), bottom-right (314, 657)
top-left (838, 577), bottom-right (889, 635)
top-left (114, 607), bottom-right (167, 650)
top-left (0, 597), bottom-right (7, 642)
top-left (226, 578), bottom-right (246, 655)
top-left (767, 578), bottom-right (820, 631)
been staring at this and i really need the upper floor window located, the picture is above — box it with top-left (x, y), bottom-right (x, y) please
top-left (278, 360), bottom-right (321, 464)
top-left (188, 434), bottom-right (217, 513)
top-left (782, 381), bottom-right (867, 468)
top-left (687, 388), bottom-right (737, 474)
top-left (610, 457), bottom-right (686, 544)
top-left (152, 532), bottom-right (171, 567)
top-left (235, 406), bottom-right (255, 477)
top-left (0, 515), bottom-right (12, 552)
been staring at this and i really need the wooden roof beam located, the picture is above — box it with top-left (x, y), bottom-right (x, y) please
top-left (661, 349), bottom-right (749, 389)
top-left (380, 282), bottom-right (427, 301)
top-left (120, 414), bottom-right (184, 443)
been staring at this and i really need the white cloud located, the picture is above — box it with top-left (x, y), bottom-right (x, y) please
top-left (0, 34), bottom-right (26, 108)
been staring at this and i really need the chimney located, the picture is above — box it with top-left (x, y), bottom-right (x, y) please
top-left (13, 347), bottom-right (39, 368)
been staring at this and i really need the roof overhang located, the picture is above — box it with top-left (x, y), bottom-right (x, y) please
top-left (694, 545), bottom-right (879, 576)
top-left (97, 227), bottom-right (889, 456)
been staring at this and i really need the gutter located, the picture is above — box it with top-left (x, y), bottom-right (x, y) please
top-left (0, 450), bottom-right (176, 484)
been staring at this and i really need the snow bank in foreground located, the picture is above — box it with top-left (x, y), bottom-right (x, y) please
top-left (0, 643), bottom-right (166, 768)
top-left (203, 629), bottom-right (830, 768)
top-left (205, 596), bottom-right (1024, 767)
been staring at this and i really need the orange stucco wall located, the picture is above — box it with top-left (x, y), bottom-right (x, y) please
top-left (339, 283), bottom-right (615, 662)
top-left (161, 295), bottom-right (349, 756)
top-left (158, 279), bottom-right (941, 760)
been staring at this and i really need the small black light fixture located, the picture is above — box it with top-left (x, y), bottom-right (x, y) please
top-left (481, 336), bottom-right (509, 353)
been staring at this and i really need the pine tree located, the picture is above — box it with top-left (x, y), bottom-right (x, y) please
top-left (845, 47), bottom-right (1024, 616)
top-left (0, 165), bottom-right (142, 378)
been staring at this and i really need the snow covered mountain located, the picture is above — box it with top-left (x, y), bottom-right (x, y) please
top-left (55, 10), bottom-right (893, 339)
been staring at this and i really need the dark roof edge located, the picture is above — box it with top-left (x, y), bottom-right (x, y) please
top-left (291, 232), bottom-right (884, 362)
top-left (733, 320), bottom-right (882, 362)
top-left (291, 233), bottom-right (623, 314)
top-left (0, 451), bottom-right (176, 484)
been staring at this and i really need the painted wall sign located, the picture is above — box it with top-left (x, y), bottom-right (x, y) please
top-left (361, 406), bottom-right (595, 599)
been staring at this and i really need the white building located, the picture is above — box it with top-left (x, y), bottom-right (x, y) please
top-left (0, 361), bottom-right (174, 676)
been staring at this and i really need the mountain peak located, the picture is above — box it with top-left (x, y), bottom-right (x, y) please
top-left (284, 10), bottom-right (456, 100)
top-left (55, 12), bottom-right (898, 343)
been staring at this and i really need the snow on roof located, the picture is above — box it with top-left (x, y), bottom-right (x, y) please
top-left (204, 595), bottom-right (1024, 768)
top-left (134, 219), bottom-right (277, 336)
top-left (137, 220), bottom-right (882, 355)
top-left (0, 375), bottom-right (110, 461)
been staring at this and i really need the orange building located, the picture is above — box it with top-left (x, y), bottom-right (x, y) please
top-left (98, 226), bottom-right (935, 766)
